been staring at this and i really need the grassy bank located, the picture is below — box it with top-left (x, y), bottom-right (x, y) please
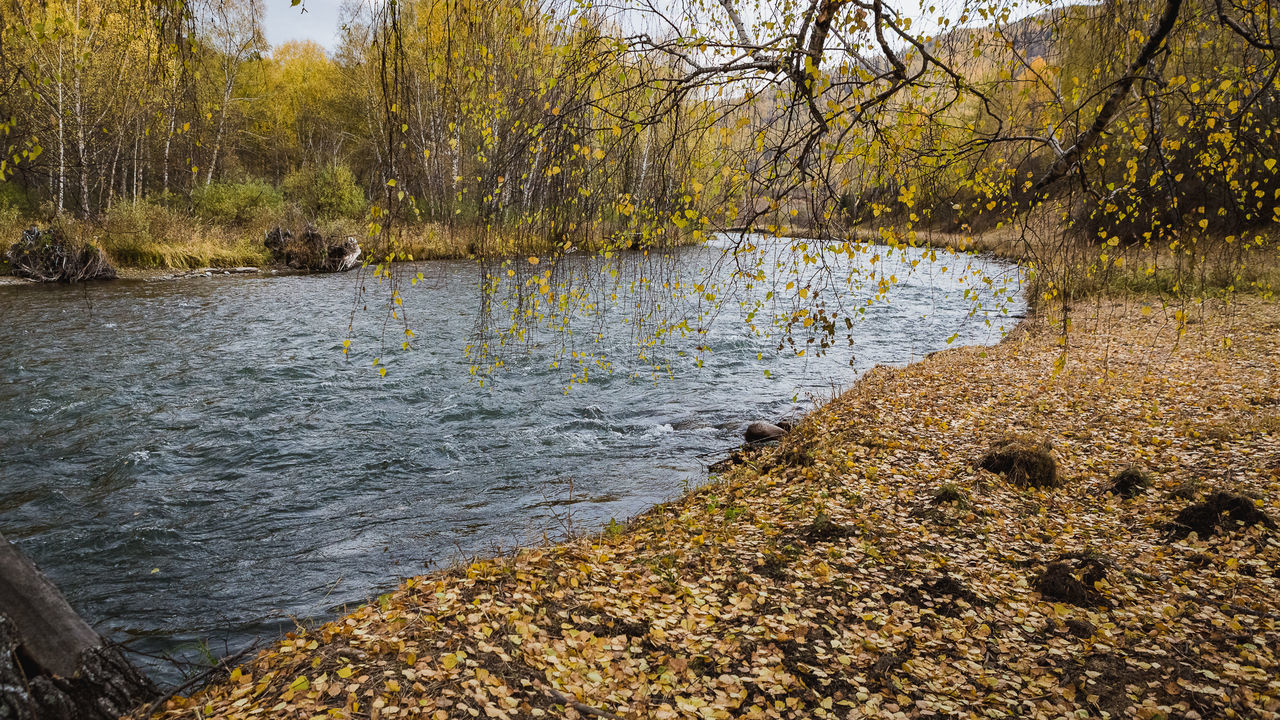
top-left (0, 211), bottom-right (706, 277)
top-left (0, 210), bottom-right (490, 274)
top-left (139, 296), bottom-right (1280, 719)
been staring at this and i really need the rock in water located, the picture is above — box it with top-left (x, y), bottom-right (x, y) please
top-left (6, 226), bottom-right (116, 283)
top-left (264, 225), bottom-right (360, 272)
top-left (744, 421), bottom-right (787, 444)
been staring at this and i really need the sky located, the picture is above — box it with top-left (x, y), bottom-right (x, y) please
top-left (255, 0), bottom-right (1060, 54)
top-left (261, 0), bottom-right (346, 51)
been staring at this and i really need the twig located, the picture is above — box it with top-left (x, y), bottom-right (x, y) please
top-left (541, 685), bottom-right (625, 719)
top-left (140, 645), bottom-right (256, 718)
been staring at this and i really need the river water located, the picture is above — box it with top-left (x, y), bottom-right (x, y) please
top-left (0, 237), bottom-right (1021, 683)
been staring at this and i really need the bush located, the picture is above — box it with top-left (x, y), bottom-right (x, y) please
top-left (190, 180), bottom-right (283, 226)
top-left (282, 164), bottom-right (366, 220)
top-left (0, 182), bottom-right (33, 213)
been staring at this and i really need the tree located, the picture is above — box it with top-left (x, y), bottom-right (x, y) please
top-left (199, 0), bottom-right (266, 186)
top-left (0, 533), bottom-right (156, 720)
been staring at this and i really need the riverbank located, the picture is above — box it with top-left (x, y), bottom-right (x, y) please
top-left (754, 222), bottom-right (1280, 301)
top-left (0, 218), bottom-right (478, 277)
top-left (0, 212), bottom-right (705, 279)
top-left (138, 295), bottom-right (1279, 719)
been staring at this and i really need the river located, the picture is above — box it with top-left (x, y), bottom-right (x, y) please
top-left (0, 237), bottom-right (1022, 683)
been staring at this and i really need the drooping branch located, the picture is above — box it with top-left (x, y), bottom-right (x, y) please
top-left (1029, 0), bottom-right (1185, 196)
top-left (1214, 0), bottom-right (1279, 50)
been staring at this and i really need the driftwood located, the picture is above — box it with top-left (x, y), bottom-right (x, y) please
top-left (264, 225), bottom-right (360, 272)
top-left (0, 533), bottom-right (155, 720)
top-left (6, 227), bottom-right (116, 283)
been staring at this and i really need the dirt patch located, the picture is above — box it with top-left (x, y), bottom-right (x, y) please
top-left (977, 435), bottom-right (1059, 488)
top-left (1033, 557), bottom-right (1109, 607)
top-left (1060, 653), bottom-right (1152, 718)
top-left (1062, 618), bottom-right (1096, 638)
top-left (899, 573), bottom-right (983, 616)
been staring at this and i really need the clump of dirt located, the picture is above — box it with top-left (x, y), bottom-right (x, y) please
top-left (1167, 479), bottom-right (1201, 501)
top-left (7, 226), bottom-right (116, 282)
top-left (265, 225), bottom-right (361, 272)
top-left (756, 552), bottom-right (789, 580)
top-left (977, 435), bottom-right (1059, 488)
top-left (754, 543), bottom-right (800, 580)
top-left (1166, 491), bottom-right (1276, 540)
top-left (900, 573), bottom-right (982, 616)
top-left (1033, 556), bottom-right (1109, 607)
top-left (804, 512), bottom-right (849, 542)
top-left (1109, 466), bottom-right (1151, 497)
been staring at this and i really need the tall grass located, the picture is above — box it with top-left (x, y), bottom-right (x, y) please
top-left (98, 201), bottom-right (271, 269)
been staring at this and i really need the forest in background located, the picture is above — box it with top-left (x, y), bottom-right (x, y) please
top-left (0, 0), bottom-right (725, 268)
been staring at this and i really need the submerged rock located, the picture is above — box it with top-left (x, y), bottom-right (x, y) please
top-left (264, 225), bottom-right (360, 272)
top-left (6, 226), bottom-right (116, 283)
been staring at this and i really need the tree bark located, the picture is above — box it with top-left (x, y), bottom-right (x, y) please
top-left (0, 533), bottom-right (156, 720)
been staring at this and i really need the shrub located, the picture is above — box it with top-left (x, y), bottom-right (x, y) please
top-left (0, 181), bottom-right (33, 213)
top-left (190, 180), bottom-right (283, 226)
top-left (282, 164), bottom-right (366, 220)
